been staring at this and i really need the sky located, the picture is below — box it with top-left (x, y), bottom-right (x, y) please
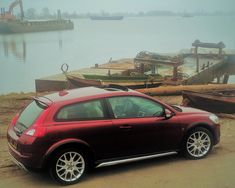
top-left (1, 0), bottom-right (235, 13)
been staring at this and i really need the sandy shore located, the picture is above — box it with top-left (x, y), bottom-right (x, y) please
top-left (0, 93), bottom-right (235, 187)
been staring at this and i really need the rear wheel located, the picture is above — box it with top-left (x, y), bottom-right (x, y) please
top-left (184, 127), bottom-right (213, 159)
top-left (50, 148), bottom-right (87, 185)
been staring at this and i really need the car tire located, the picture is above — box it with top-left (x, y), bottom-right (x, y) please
top-left (184, 127), bottom-right (213, 159)
top-left (50, 148), bottom-right (88, 185)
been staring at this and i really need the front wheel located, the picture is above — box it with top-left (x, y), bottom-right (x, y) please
top-left (50, 149), bottom-right (87, 185)
top-left (184, 127), bottom-right (213, 159)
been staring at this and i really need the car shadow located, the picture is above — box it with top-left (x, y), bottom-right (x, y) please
top-left (17, 150), bottom-right (220, 186)
top-left (85, 153), bottom-right (184, 181)
top-left (18, 154), bottom-right (183, 186)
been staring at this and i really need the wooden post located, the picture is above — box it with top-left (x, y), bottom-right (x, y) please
top-left (172, 66), bottom-right (178, 81)
top-left (140, 63), bottom-right (145, 74)
top-left (196, 56), bottom-right (199, 73)
top-left (195, 46), bottom-right (199, 73)
top-left (151, 64), bottom-right (156, 74)
top-left (194, 46), bottom-right (198, 55)
top-left (217, 76), bottom-right (221, 84)
top-left (223, 73), bottom-right (229, 84)
top-left (219, 47), bottom-right (222, 57)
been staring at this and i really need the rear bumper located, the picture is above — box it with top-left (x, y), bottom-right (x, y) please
top-left (8, 143), bottom-right (43, 169)
top-left (8, 150), bottom-right (28, 172)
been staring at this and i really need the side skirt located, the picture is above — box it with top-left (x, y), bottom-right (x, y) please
top-left (96, 151), bottom-right (178, 168)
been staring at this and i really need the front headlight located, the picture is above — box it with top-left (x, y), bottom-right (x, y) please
top-left (209, 114), bottom-right (219, 124)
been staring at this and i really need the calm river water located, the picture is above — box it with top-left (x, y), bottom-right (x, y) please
top-left (0, 16), bottom-right (235, 94)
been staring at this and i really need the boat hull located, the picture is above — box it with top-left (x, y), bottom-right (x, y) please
top-left (67, 75), bottom-right (162, 90)
top-left (67, 75), bottom-right (102, 88)
top-left (182, 90), bottom-right (235, 114)
top-left (0, 19), bottom-right (74, 34)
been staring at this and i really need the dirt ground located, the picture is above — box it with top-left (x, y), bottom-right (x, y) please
top-left (0, 93), bottom-right (235, 188)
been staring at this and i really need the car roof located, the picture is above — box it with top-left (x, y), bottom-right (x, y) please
top-left (42, 86), bottom-right (135, 103)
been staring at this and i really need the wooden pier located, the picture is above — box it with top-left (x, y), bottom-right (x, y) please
top-left (35, 41), bottom-right (235, 93)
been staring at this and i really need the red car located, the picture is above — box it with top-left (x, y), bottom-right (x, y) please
top-left (7, 85), bottom-right (220, 185)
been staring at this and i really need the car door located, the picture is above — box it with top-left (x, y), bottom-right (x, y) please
top-left (49, 99), bottom-right (119, 160)
top-left (106, 96), bottom-right (182, 158)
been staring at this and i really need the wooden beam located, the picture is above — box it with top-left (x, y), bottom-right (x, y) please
top-left (192, 40), bottom-right (225, 49)
top-left (134, 58), bottom-right (182, 67)
top-left (136, 84), bottom-right (235, 96)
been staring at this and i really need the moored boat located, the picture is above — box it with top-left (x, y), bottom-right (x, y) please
top-left (182, 90), bottom-right (235, 114)
top-left (67, 75), bottom-right (102, 88)
top-left (0, 19), bottom-right (74, 34)
top-left (66, 74), bottom-right (162, 89)
top-left (89, 15), bottom-right (124, 20)
top-left (0, 0), bottom-right (74, 34)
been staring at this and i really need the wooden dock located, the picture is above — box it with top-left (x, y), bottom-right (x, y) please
top-left (35, 43), bottom-right (235, 93)
top-left (35, 59), bottom-right (135, 92)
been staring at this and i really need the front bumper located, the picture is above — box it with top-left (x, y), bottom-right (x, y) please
top-left (213, 124), bottom-right (220, 145)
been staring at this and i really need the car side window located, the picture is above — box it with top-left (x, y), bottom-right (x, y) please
top-left (108, 96), bottom-right (164, 119)
top-left (56, 100), bottom-right (105, 121)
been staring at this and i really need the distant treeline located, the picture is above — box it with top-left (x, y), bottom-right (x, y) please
top-left (14, 7), bottom-right (235, 19)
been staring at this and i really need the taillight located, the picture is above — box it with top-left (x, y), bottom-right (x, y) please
top-left (25, 127), bottom-right (46, 137)
top-left (11, 113), bottom-right (19, 126)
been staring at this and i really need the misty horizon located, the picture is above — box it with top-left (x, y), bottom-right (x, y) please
top-left (1, 0), bottom-right (235, 14)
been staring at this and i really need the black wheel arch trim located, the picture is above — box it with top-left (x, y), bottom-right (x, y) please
top-left (181, 122), bottom-right (216, 148)
top-left (42, 138), bottom-right (95, 168)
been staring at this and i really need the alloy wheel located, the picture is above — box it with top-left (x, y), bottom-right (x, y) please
top-left (186, 131), bottom-right (211, 158)
top-left (55, 151), bottom-right (85, 182)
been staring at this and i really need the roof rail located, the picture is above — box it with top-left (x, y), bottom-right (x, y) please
top-left (101, 84), bottom-right (129, 91)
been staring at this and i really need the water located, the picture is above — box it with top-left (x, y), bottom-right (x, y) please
top-left (1, 16), bottom-right (235, 94)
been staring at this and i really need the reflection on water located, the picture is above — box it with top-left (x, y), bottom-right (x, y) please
top-left (0, 33), bottom-right (64, 63)
top-left (0, 17), bottom-right (235, 94)
top-left (1, 38), bottom-right (26, 62)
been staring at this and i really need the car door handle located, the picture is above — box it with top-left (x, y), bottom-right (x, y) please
top-left (119, 124), bottom-right (132, 129)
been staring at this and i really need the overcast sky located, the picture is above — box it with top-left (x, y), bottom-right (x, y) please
top-left (1, 0), bottom-right (235, 13)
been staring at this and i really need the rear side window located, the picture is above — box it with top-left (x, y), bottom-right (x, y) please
top-left (56, 100), bottom-right (105, 121)
top-left (16, 100), bottom-right (44, 130)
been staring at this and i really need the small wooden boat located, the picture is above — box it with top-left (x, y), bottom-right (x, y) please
top-left (182, 90), bottom-right (235, 114)
top-left (66, 75), bottom-right (162, 90)
top-left (66, 75), bottom-right (102, 88)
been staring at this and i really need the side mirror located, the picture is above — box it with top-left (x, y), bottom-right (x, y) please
top-left (164, 109), bottom-right (174, 120)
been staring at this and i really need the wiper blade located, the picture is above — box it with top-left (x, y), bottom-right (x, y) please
top-left (17, 121), bottom-right (28, 129)
top-left (13, 126), bottom-right (23, 136)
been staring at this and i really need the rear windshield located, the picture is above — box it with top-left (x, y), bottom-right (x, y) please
top-left (15, 100), bottom-right (45, 133)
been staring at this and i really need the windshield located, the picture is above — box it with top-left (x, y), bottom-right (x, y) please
top-left (15, 100), bottom-right (45, 135)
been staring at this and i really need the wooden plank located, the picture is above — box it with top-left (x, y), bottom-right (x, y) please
top-left (134, 58), bottom-right (182, 67)
top-left (192, 40), bottom-right (225, 49)
top-left (136, 84), bottom-right (235, 96)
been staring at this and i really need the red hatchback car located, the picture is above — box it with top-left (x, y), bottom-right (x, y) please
top-left (7, 86), bottom-right (220, 185)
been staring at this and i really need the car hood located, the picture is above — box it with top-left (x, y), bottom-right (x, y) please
top-left (174, 105), bottom-right (210, 115)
